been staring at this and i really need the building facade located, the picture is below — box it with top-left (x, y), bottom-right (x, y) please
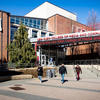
top-left (0, 11), bottom-right (10, 64)
top-left (48, 14), bottom-right (91, 35)
top-left (1, 2), bottom-right (100, 66)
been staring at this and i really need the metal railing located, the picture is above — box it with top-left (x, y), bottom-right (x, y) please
top-left (87, 64), bottom-right (100, 77)
top-left (65, 59), bottom-right (100, 65)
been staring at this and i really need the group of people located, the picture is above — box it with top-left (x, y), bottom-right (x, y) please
top-left (37, 64), bottom-right (82, 84)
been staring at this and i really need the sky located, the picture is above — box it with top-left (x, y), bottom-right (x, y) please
top-left (0, 0), bottom-right (100, 24)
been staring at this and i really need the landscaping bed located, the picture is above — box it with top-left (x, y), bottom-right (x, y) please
top-left (9, 67), bottom-right (57, 78)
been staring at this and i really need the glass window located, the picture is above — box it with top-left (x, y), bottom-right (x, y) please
top-left (11, 17), bottom-right (15, 23)
top-left (49, 34), bottom-right (53, 36)
top-left (41, 32), bottom-right (46, 37)
top-left (82, 29), bottom-right (85, 32)
top-left (25, 18), bottom-right (29, 26)
top-left (29, 23), bottom-right (33, 27)
top-left (10, 26), bottom-right (18, 41)
top-left (16, 17), bottom-right (20, 24)
top-left (21, 17), bottom-right (25, 24)
top-left (37, 19), bottom-right (41, 29)
top-left (33, 19), bottom-right (36, 28)
top-left (25, 18), bottom-right (28, 22)
top-left (33, 19), bottom-right (36, 24)
top-left (37, 25), bottom-right (40, 29)
top-left (29, 19), bottom-right (32, 23)
top-left (32, 30), bottom-right (37, 38)
top-left (41, 20), bottom-right (43, 29)
top-left (11, 16), bottom-right (47, 30)
top-left (29, 19), bottom-right (32, 26)
top-left (43, 20), bottom-right (46, 30)
top-left (37, 19), bottom-right (40, 25)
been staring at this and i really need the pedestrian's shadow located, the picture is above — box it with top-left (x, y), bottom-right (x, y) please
top-left (63, 80), bottom-right (68, 83)
top-left (42, 80), bottom-right (48, 83)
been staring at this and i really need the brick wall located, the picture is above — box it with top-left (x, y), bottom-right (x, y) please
top-left (48, 15), bottom-right (56, 33)
top-left (48, 14), bottom-right (100, 56)
top-left (66, 43), bottom-right (100, 56)
top-left (0, 11), bottom-right (10, 63)
top-left (48, 14), bottom-right (91, 35)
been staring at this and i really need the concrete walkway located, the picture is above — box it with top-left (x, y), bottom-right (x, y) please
top-left (0, 76), bottom-right (100, 100)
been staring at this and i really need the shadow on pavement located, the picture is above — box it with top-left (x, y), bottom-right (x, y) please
top-left (0, 69), bottom-right (23, 82)
top-left (63, 80), bottom-right (68, 83)
top-left (42, 80), bottom-right (48, 83)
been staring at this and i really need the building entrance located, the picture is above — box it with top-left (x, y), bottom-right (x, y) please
top-left (37, 30), bottom-right (100, 66)
top-left (39, 45), bottom-right (66, 66)
top-left (41, 55), bottom-right (46, 66)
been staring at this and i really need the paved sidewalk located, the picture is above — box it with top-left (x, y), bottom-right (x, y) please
top-left (0, 77), bottom-right (100, 100)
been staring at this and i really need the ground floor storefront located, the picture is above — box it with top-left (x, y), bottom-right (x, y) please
top-left (37, 43), bottom-right (100, 66)
top-left (37, 31), bottom-right (100, 66)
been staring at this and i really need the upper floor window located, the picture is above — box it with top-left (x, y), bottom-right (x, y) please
top-left (41, 32), bottom-right (46, 37)
top-left (16, 17), bottom-right (20, 24)
top-left (32, 30), bottom-right (37, 38)
top-left (11, 16), bottom-right (47, 30)
top-left (49, 34), bottom-right (53, 36)
top-left (11, 17), bottom-right (15, 23)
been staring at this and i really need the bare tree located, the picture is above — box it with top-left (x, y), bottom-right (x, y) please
top-left (87, 10), bottom-right (100, 30)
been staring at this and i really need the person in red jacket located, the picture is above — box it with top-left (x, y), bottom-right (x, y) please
top-left (75, 64), bottom-right (82, 81)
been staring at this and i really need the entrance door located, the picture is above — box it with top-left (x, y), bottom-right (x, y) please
top-left (48, 56), bottom-right (56, 66)
top-left (41, 55), bottom-right (46, 66)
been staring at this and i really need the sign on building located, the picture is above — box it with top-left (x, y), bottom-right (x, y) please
top-left (0, 18), bottom-right (2, 31)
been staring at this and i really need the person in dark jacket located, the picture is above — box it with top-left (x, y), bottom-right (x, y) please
top-left (75, 64), bottom-right (82, 81)
top-left (59, 64), bottom-right (67, 84)
top-left (37, 65), bottom-right (43, 83)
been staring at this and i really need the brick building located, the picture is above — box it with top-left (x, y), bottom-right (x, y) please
top-left (0, 11), bottom-right (10, 64)
top-left (0, 2), bottom-right (100, 66)
top-left (48, 14), bottom-right (91, 35)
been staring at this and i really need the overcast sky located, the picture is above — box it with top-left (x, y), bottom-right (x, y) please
top-left (0, 0), bottom-right (100, 24)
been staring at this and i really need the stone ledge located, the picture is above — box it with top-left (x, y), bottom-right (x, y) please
top-left (0, 74), bottom-right (33, 82)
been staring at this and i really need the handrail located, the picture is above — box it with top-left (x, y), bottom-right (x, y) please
top-left (65, 59), bottom-right (100, 65)
top-left (87, 65), bottom-right (100, 77)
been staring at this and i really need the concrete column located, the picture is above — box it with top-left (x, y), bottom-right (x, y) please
top-left (45, 32), bottom-right (49, 37)
top-left (28, 28), bottom-right (32, 38)
top-left (37, 30), bottom-right (41, 38)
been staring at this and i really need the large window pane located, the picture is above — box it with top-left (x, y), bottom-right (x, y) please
top-left (25, 18), bottom-right (29, 26)
top-left (10, 26), bottom-right (18, 41)
top-left (37, 19), bottom-right (40, 25)
top-left (43, 20), bottom-right (47, 30)
top-left (11, 17), bottom-right (15, 23)
top-left (16, 17), bottom-right (20, 24)
top-left (41, 32), bottom-right (46, 37)
top-left (11, 16), bottom-right (47, 30)
top-left (33, 19), bottom-right (36, 28)
top-left (41, 20), bottom-right (43, 29)
top-left (32, 30), bottom-right (37, 38)
top-left (21, 18), bottom-right (25, 24)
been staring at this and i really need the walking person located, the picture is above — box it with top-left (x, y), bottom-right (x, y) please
top-left (73, 65), bottom-right (77, 79)
top-left (59, 64), bottom-right (67, 84)
top-left (37, 65), bottom-right (43, 83)
top-left (75, 64), bottom-right (82, 81)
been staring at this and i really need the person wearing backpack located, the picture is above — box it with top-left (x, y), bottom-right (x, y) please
top-left (59, 64), bottom-right (67, 84)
